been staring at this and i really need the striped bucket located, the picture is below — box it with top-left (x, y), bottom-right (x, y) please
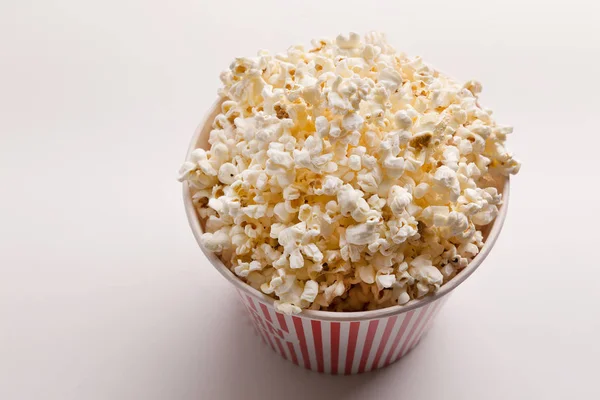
top-left (237, 289), bottom-right (449, 374)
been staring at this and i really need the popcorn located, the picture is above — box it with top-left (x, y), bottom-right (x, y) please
top-left (409, 255), bottom-right (444, 295)
top-left (376, 273), bottom-right (396, 289)
top-left (387, 185), bottom-right (412, 215)
top-left (201, 230), bottom-right (231, 253)
top-left (301, 280), bottom-right (319, 302)
top-left (348, 155), bottom-right (362, 171)
top-left (432, 166), bottom-right (461, 201)
top-left (345, 221), bottom-right (380, 245)
top-left (181, 32), bottom-right (520, 314)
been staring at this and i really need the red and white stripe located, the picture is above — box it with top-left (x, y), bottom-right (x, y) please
top-left (236, 289), bottom-right (449, 374)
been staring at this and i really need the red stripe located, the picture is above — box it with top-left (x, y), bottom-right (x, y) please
top-left (344, 322), bottom-right (360, 375)
top-left (391, 305), bottom-right (430, 364)
top-left (409, 302), bottom-right (440, 348)
top-left (311, 320), bottom-right (324, 372)
top-left (273, 337), bottom-right (287, 360)
top-left (275, 313), bottom-right (296, 364)
top-left (423, 298), bottom-right (446, 334)
top-left (259, 303), bottom-right (278, 336)
top-left (358, 320), bottom-right (380, 373)
top-left (246, 297), bottom-right (277, 352)
top-left (257, 316), bottom-right (277, 351)
top-left (240, 302), bottom-right (267, 345)
top-left (370, 315), bottom-right (398, 369)
top-left (287, 342), bottom-right (299, 365)
top-left (237, 295), bottom-right (265, 343)
top-left (383, 310), bottom-right (416, 366)
top-left (276, 313), bottom-right (289, 332)
top-left (259, 303), bottom-right (273, 322)
top-left (245, 295), bottom-right (257, 311)
top-left (245, 300), bottom-right (265, 331)
top-left (292, 316), bottom-right (311, 369)
top-left (248, 309), bottom-right (268, 345)
top-left (262, 324), bottom-right (277, 352)
top-left (330, 322), bottom-right (340, 374)
top-left (402, 301), bottom-right (443, 358)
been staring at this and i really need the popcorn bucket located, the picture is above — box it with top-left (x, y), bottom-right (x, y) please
top-left (232, 286), bottom-right (451, 374)
top-left (183, 99), bottom-right (510, 374)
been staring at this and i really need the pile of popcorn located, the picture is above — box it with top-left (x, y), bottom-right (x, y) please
top-left (180, 32), bottom-right (520, 314)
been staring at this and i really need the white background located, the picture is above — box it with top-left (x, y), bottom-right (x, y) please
top-left (1, 1), bottom-right (599, 399)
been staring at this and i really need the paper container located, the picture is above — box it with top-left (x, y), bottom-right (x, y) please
top-left (183, 98), bottom-right (510, 374)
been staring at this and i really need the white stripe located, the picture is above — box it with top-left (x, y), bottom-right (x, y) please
top-left (351, 322), bottom-right (368, 374)
top-left (269, 331), bottom-right (283, 357)
top-left (281, 314), bottom-right (299, 345)
top-left (403, 305), bottom-right (434, 358)
top-left (365, 317), bottom-right (386, 372)
top-left (267, 307), bottom-right (288, 359)
top-left (283, 314), bottom-right (301, 365)
top-left (302, 318), bottom-right (317, 371)
top-left (375, 315), bottom-right (404, 369)
top-left (245, 299), bottom-right (270, 348)
top-left (250, 314), bottom-right (266, 344)
top-left (337, 322), bottom-right (349, 374)
top-left (250, 299), bottom-right (271, 349)
top-left (391, 306), bottom-right (427, 362)
top-left (407, 303), bottom-right (439, 352)
top-left (321, 321), bottom-right (331, 373)
top-left (293, 339), bottom-right (302, 366)
top-left (430, 297), bottom-right (449, 328)
top-left (406, 298), bottom-right (448, 355)
top-left (234, 293), bottom-right (253, 333)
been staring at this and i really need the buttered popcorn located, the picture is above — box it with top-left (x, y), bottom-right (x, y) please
top-left (180, 32), bottom-right (520, 314)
